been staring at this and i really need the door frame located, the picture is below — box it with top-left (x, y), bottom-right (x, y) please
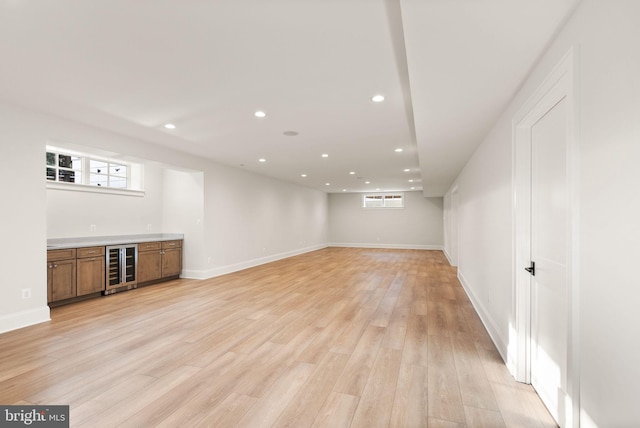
top-left (511, 47), bottom-right (580, 427)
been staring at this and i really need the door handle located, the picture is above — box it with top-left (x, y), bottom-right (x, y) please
top-left (525, 261), bottom-right (535, 276)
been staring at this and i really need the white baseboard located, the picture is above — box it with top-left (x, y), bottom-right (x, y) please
top-left (329, 242), bottom-right (443, 250)
top-left (181, 243), bottom-right (329, 280)
top-left (443, 248), bottom-right (455, 265)
top-left (457, 270), bottom-right (509, 363)
top-left (0, 306), bottom-right (51, 335)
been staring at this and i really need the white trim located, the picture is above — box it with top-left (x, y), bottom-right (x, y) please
top-left (180, 244), bottom-right (329, 280)
top-left (458, 270), bottom-right (509, 363)
top-left (442, 248), bottom-right (454, 265)
top-left (0, 306), bottom-right (51, 335)
top-left (329, 243), bottom-right (443, 250)
top-left (46, 181), bottom-right (145, 197)
top-left (512, 47), bottom-right (579, 428)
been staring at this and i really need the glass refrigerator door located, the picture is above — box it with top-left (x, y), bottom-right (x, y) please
top-left (124, 247), bottom-right (136, 283)
top-left (108, 247), bottom-right (121, 287)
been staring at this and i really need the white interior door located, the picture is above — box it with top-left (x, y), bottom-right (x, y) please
top-left (529, 94), bottom-right (569, 426)
top-left (514, 49), bottom-right (576, 428)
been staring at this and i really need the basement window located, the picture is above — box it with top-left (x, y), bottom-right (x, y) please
top-left (363, 193), bottom-right (404, 208)
top-left (46, 146), bottom-right (144, 196)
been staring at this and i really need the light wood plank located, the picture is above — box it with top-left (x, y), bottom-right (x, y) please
top-left (78, 365), bottom-right (201, 428)
top-left (389, 363), bottom-right (429, 427)
top-left (464, 405), bottom-right (506, 428)
top-left (332, 325), bottom-right (385, 396)
top-left (451, 333), bottom-right (500, 411)
top-left (273, 351), bottom-right (350, 427)
top-left (235, 361), bottom-right (316, 428)
top-left (312, 392), bottom-right (359, 428)
top-left (403, 314), bottom-right (429, 367)
top-left (350, 348), bottom-right (403, 428)
top-left (381, 307), bottom-right (409, 350)
top-left (428, 335), bottom-right (466, 424)
top-left (195, 393), bottom-right (257, 428)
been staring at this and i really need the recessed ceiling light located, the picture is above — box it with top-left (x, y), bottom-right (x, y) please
top-left (258, 158), bottom-right (266, 163)
top-left (403, 168), bottom-right (410, 172)
top-left (408, 179), bottom-right (414, 183)
top-left (342, 189), bottom-right (347, 192)
top-left (365, 181), bottom-right (371, 184)
top-left (325, 182), bottom-right (330, 186)
top-left (283, 131), bottom-right (299, 136)
top-left (349, 171), bottom-right (355, 175)
top-left (301, 174), bottom-right (307, 177)
top-left (372, 94), bottom-right (385, 103)
top-left (376, 188), bottom-right (381, 191)
top-left (321, 154), bottom-right (329, 158)
top-left (411, 187), bottom-right (416, 190)
top-left (395, 148), bottom-right (403, 153)
top-left (164, 123), bottom-right (176, 129)
top-left (254, 111), bottom-right (266, 118)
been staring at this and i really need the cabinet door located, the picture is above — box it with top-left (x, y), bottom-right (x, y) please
top-left (138, 250), bottom-right (162, 283)
top-left (50, 259), bottom-right (76, 301)
top-left (162, 248), bottom-right (182, 278)
top-left (47, 263), bottom-right (53, 303)
top-left (77, 256), bottom-right (105, 296)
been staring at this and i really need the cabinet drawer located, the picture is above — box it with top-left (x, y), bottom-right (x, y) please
top-left (139, 241), bottom-right (162, 252)
top-left (162, 240), bottom-right (182, 249)
top-left (77, 246), bottom-right (105, 258)
top-left (47, 248), bottom-right (76, 261)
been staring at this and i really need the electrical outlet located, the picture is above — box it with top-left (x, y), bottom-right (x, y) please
top-left (90, 224), bottom-right (97, 232)
top-left (21, 288), bottom-right (32, 299)
top-left (147, 223), bottom-right (152, 231)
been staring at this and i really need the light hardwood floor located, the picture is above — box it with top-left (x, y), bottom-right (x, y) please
top-left (0, 248), bottom-right (557, 427)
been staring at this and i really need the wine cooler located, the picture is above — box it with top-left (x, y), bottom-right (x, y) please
top-left (105, 244), bottom-right (138, 294)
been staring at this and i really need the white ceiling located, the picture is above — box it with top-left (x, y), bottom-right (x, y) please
top-left (0, 0), bottom-right (579, 196)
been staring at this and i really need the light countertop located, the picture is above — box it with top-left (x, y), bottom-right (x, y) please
top-left (47, 233), bottom-right (184, 250)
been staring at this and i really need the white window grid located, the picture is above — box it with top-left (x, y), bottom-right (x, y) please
top-left (46, 150), bottom-right (130, 190)
top-left (363, 192), bottom-right (405, 208)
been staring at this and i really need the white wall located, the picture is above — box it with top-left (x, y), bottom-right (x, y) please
top-left (328, 191), bottom-right (443, 249)
top-left (0, 103), bottom-right (49, 333)
top-left (0, 102), bottom-right (329, 333)
top-left (47, 162), bottom-right (164, 238)
top-left (445, 1), bottom-right (640, 426)
top-left (442, 186), bottom-right (459, 266)
top-left (162, 169), bottom-right (206, 278)
top-left (203, 165), bottom-right (329, 277)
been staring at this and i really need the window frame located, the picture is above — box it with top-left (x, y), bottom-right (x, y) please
top-left (46, 146), bottom-right (144, 197)
top-left (46, 151), bottom-right (83, 185)
top-left (88, 158), bottom-right (129, 189)
top-left (362, 192), bottom-right (405, 209)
